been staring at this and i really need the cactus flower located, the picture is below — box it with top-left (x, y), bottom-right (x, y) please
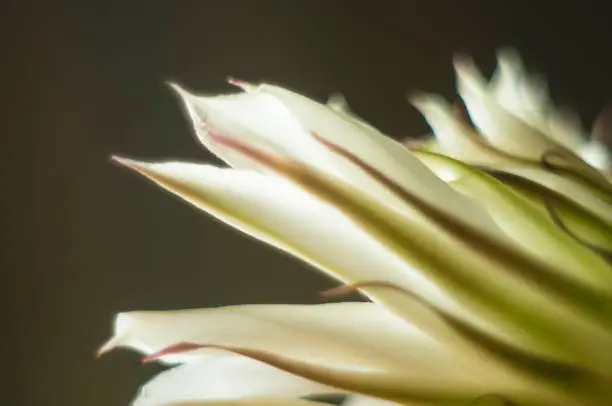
top-left (100, 51), bottom-right (612, 406)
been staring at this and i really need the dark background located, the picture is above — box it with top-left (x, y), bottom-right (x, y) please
top-left (3, 1), bottom-right (612, 405)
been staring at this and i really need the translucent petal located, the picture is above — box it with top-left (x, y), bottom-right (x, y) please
top-left (200, 137), bottom-right (612, 364)
top-left (454, 56), bottom-right (557, 158)
top-left (413, 151), bottom-right (612, 292)
top-left (111, 158), bottom-right (454, 320)
top-left (98, 302), bottom-right (448, 372)
top-left (189, 345), bottom-right (571, 406)
top-left (253, 83), bottom-right (504, 240)
top-left (411, 93), bottom-right (512, 166)
top-left (132, 356), bottom-right (334, 406)
top-left (98, 303), bottom-right (547, 401)
top-left (169, 84), bottom-right (417, 216)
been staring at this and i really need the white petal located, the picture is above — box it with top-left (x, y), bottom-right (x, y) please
top-left (490, 50), bottom-right (549, 132)
top-left (110, 158), bottom-right (598, 362)
top-left (254, 83), bottom-right (504, 242)
top-left (100, 302), bottom-right (443, 371)
top-left (454, 56), bottom-right (556, 158)
top-left (112, 159), bottom-right (456, 320)
top-left (410, 93), bottom-right (503, 166)
top-left (100, 303), bottom-right (548, 404)
top-left (342, 396), bottom-right (405, 406)
top-left (132, 355), bottom-right (334, 406)
top-left (170, 84), bottom-right (408, 212)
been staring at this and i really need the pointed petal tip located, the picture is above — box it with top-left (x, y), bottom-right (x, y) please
top-left (165, 81), bottom-right (187, 95)
top-left (95, 334), bottom-right (124, 358)
top-left (408, 93), bottom-right (449, 116)
top-left (163, 80), bottom-right (177, 89)
top-left (226, 76), bottom-right (257, 91)
top-left (165, 82), bottom-right (201, 106)
top-left (452, 54), bottom-right (479, 79)
top-left (95, 343), bottom-right (111, 359)
top-left (496, 47), bottom-right (521, 65)
top-left (452, 52), bottom-right (472, 67)
top-left (111, 155), bottom-right (147, 170)
top-left (407, 91), bottom-right (432, 108)
top-left (110, 156), bottom-right (158, 178)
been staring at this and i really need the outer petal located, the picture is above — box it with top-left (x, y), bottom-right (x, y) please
top-left (200, 135), bottom-right (612, 369)
top-left (111, 158), bottom-right (456, 320)
top-left (132, 355), bottom-right (334, 406)
top-left (101, 305), bottom-right (571, 405)
top-left (113, 157), bottom-right (609, 366)
top-left (249, 83), bottom-right (504, 240)
top-left (169, 85), bottom-right (414, 216)
top-left (99, 303), bottom-right (578, 403)
top-left (98, 302), bottom-right (448, 372)
top-left (173, 83), bottom-right (520, 271)
top-left (168, 345), bottom-right (578, 406)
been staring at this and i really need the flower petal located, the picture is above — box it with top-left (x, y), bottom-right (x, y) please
top-left (341, 396), bottom-right (404, 406)
top-left (100, 303), bottom-right (553, 401)
top-left (153, 398), bottom-right (332, 406)
top-left (132, 355), bottom-right (334, 406)
top-left (111, 157), bottom-right (460, 324)
top-left (99, 302), bottom-right (446, 372)
top-left (202, 135), bottom-right (612, 365)
top-left (454, 55), bottom-right (557, 159)
top-left (169, 84), bottom-right (411, 213)
top-left (250, 83), bottom-right (504, 239)
top-left (179, 344), bottom-right (570, 406)
top-left (490, 50), bottom-right (588, 151)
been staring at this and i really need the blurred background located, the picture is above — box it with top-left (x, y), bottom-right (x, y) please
top-left (3, 1), bottom-right (612, 405)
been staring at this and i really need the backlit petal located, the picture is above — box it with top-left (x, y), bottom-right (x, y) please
top-left (110, 158), bottom-right (453, 319)
top-left (132, 356), bottom-right (334, 406)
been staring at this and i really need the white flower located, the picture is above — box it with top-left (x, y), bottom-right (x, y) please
top-left (100, 51), bottom-right (612, 406)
